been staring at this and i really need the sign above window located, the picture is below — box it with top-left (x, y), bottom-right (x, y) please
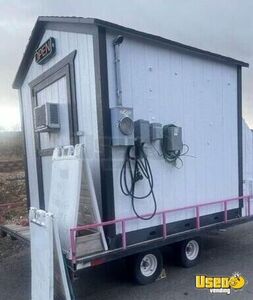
top-left (35, 37), bottom-right (56, 65)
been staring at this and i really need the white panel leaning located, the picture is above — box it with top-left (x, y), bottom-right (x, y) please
top-left (29, 207), bottom-right (71, 300)
top-left (48, 144), bottom-right (108, 259)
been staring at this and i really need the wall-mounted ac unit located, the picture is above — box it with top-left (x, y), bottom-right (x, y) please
top-left (34, 102), bottom-right (60, 132)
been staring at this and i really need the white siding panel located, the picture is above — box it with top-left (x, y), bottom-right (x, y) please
top-left (243, 120), bottom-right (253, 202)
top-left (20, 30), bottom-right (100, 209)
top-left (106, 33), bottom-right (239, 233)
top-left (20, 88), bottom-right (40, 207)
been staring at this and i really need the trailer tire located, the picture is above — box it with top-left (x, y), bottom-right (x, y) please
top-left (176, 238), bottom-right (201, 268)
top-left (131, 249), bottom-right (163, 285)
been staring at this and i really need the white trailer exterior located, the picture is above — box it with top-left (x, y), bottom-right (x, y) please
top-left (243, 120), bottom-right (253, 196)
top-left (13, 17), bottom-right (249, 250)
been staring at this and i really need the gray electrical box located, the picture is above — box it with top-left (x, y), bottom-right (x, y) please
top-left (134, 119), bottom-right (150, 144)
top-left (150, 123), bottom-right (163, 141)
top-left (111, 107), bottom-right (134, 146)
top-left (163, 124), bottom-right (183, 152)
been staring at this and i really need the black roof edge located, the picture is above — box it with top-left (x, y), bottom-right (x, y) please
top-left (13, 16), bottom-right (249, 89)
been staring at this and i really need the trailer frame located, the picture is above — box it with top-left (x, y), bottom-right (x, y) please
top-left (69, 195), bottom-right (253, 271)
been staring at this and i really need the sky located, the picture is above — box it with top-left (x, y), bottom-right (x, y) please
top-left (1, 0), bottom-right (253, 130)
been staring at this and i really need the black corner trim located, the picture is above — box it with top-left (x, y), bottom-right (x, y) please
top-left (94, 26), bottom-right (116, 241)
top-left (237, 66), bottom-right (243, 211)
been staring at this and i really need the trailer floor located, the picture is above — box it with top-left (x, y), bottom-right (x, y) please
top-left (1, 222), bottom-right (253, 300)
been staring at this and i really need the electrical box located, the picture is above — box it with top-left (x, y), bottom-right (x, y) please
top-left (134, 119), bottom-right (150, 144)
top-left (150, 123), bottom-right (163, 141)
top-left (111, 107), bottom-right (134, 146)
top-left (34, 102), bottom-right (60, 132)
top-left (163, 124), bottom-right (183, 152)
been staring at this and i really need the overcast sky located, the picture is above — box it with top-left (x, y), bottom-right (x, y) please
top-left (1, 0), bottom-right (253, 129)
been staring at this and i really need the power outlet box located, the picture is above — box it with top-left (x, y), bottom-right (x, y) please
top-left (111, 107), bottom-right (134, 146)
top-left (134, 119), bottom-right (150, 144)
top-left (163, 124), bottom-right (183, 152)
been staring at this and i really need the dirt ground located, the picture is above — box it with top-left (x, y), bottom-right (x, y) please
top-left (0, 170), bottom-right (27, 224)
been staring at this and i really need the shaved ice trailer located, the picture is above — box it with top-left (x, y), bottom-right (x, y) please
top-left (12, 16), bottom-right (253, 284)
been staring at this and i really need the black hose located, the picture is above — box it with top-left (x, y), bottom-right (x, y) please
top-left (120, 144), bottom-right (157, 220)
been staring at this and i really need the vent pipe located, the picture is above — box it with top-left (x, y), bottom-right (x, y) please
top-left (113, 35), bottom-right (124, 106)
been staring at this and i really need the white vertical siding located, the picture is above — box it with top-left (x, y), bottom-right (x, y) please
top-left (106, 33), bottom-right (239, 233)
top-left (243, 120), bottom-right (253, 199)
top-left (20, 30), bottom-right (100, 209)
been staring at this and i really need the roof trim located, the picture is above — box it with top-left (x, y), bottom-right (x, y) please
top-left (13, 16), bottom-right (249, 89)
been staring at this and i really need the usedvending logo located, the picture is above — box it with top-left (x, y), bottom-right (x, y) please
top-left (196, 272), bottom-right (247, 295)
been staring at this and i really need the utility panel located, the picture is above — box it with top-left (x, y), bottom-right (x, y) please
top-left (111, 107), bottom-right (134, 146)
top-left (163, 125), bottom-right (183, 152)
top-left (134, 119), bottom-right (150, 144)
top-left (150, 123), bottom-right (163, 141)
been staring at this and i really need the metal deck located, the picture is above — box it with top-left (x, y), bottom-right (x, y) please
top-left (0, 223), bottom-right (30, 244)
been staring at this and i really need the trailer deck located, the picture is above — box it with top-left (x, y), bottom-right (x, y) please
top-left (0, 223), bottom-right (30, 244)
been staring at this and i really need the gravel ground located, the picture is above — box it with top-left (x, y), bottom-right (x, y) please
top-left (0, 171), bottom-right (27, 224)
top-left (1, 222), bottom-right (253, 300)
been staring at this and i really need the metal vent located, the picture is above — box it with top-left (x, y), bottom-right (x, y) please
top-left (49, 103), bottom-right (59, 125)
top-left (34, 102), bottom-right (60, 132)
top-left (35, 104), bottom-right (47, 129)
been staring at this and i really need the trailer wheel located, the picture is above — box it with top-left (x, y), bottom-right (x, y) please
top-left (176, 238), bottom-right (201, 268)
top-left (132, 249), bottom-right (163, 285)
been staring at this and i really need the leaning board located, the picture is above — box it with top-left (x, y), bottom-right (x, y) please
top-left (48, 144), bottom-right (107, 259)
top-left (29, 208), bottom-right (71, 300)
top-left (30, 208), bottom-right (54, 300)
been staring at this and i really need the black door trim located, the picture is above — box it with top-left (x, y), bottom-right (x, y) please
top-left (29, 50), bottom-right (78, 209)
top-left (237, 66), bottom-right (243, 212)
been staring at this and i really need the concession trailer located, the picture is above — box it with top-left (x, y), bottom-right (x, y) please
top-left (11, 16), bottom-right (253, 284)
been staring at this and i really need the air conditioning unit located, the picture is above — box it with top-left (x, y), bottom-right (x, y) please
top-left (34, 102), bottom-right (60, 132)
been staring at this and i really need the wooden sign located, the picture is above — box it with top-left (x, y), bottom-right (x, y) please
top-left (35, 37), bottom-right (56, 65)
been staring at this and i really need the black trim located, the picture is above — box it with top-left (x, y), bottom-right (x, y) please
top-left (93, 26), bottom-right (116, 241)
top-left (13, 17), bottom-right (248, 89)
top-left (29, 50), bottom-right (78, 209)
top-left (30, 88), bottom-right (44, 209)
top-left (29, 50), bottom-right (75, 88)
top-left (237, 66), bottom-right (243, 210)
top-left (18, 91), bottom-right (30, 208)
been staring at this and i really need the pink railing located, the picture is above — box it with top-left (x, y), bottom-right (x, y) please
top-left (70, 195), bottom-right (252, 264)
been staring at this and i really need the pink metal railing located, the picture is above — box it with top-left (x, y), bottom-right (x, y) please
top-left (70, 195), bottom-right (252, 264)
